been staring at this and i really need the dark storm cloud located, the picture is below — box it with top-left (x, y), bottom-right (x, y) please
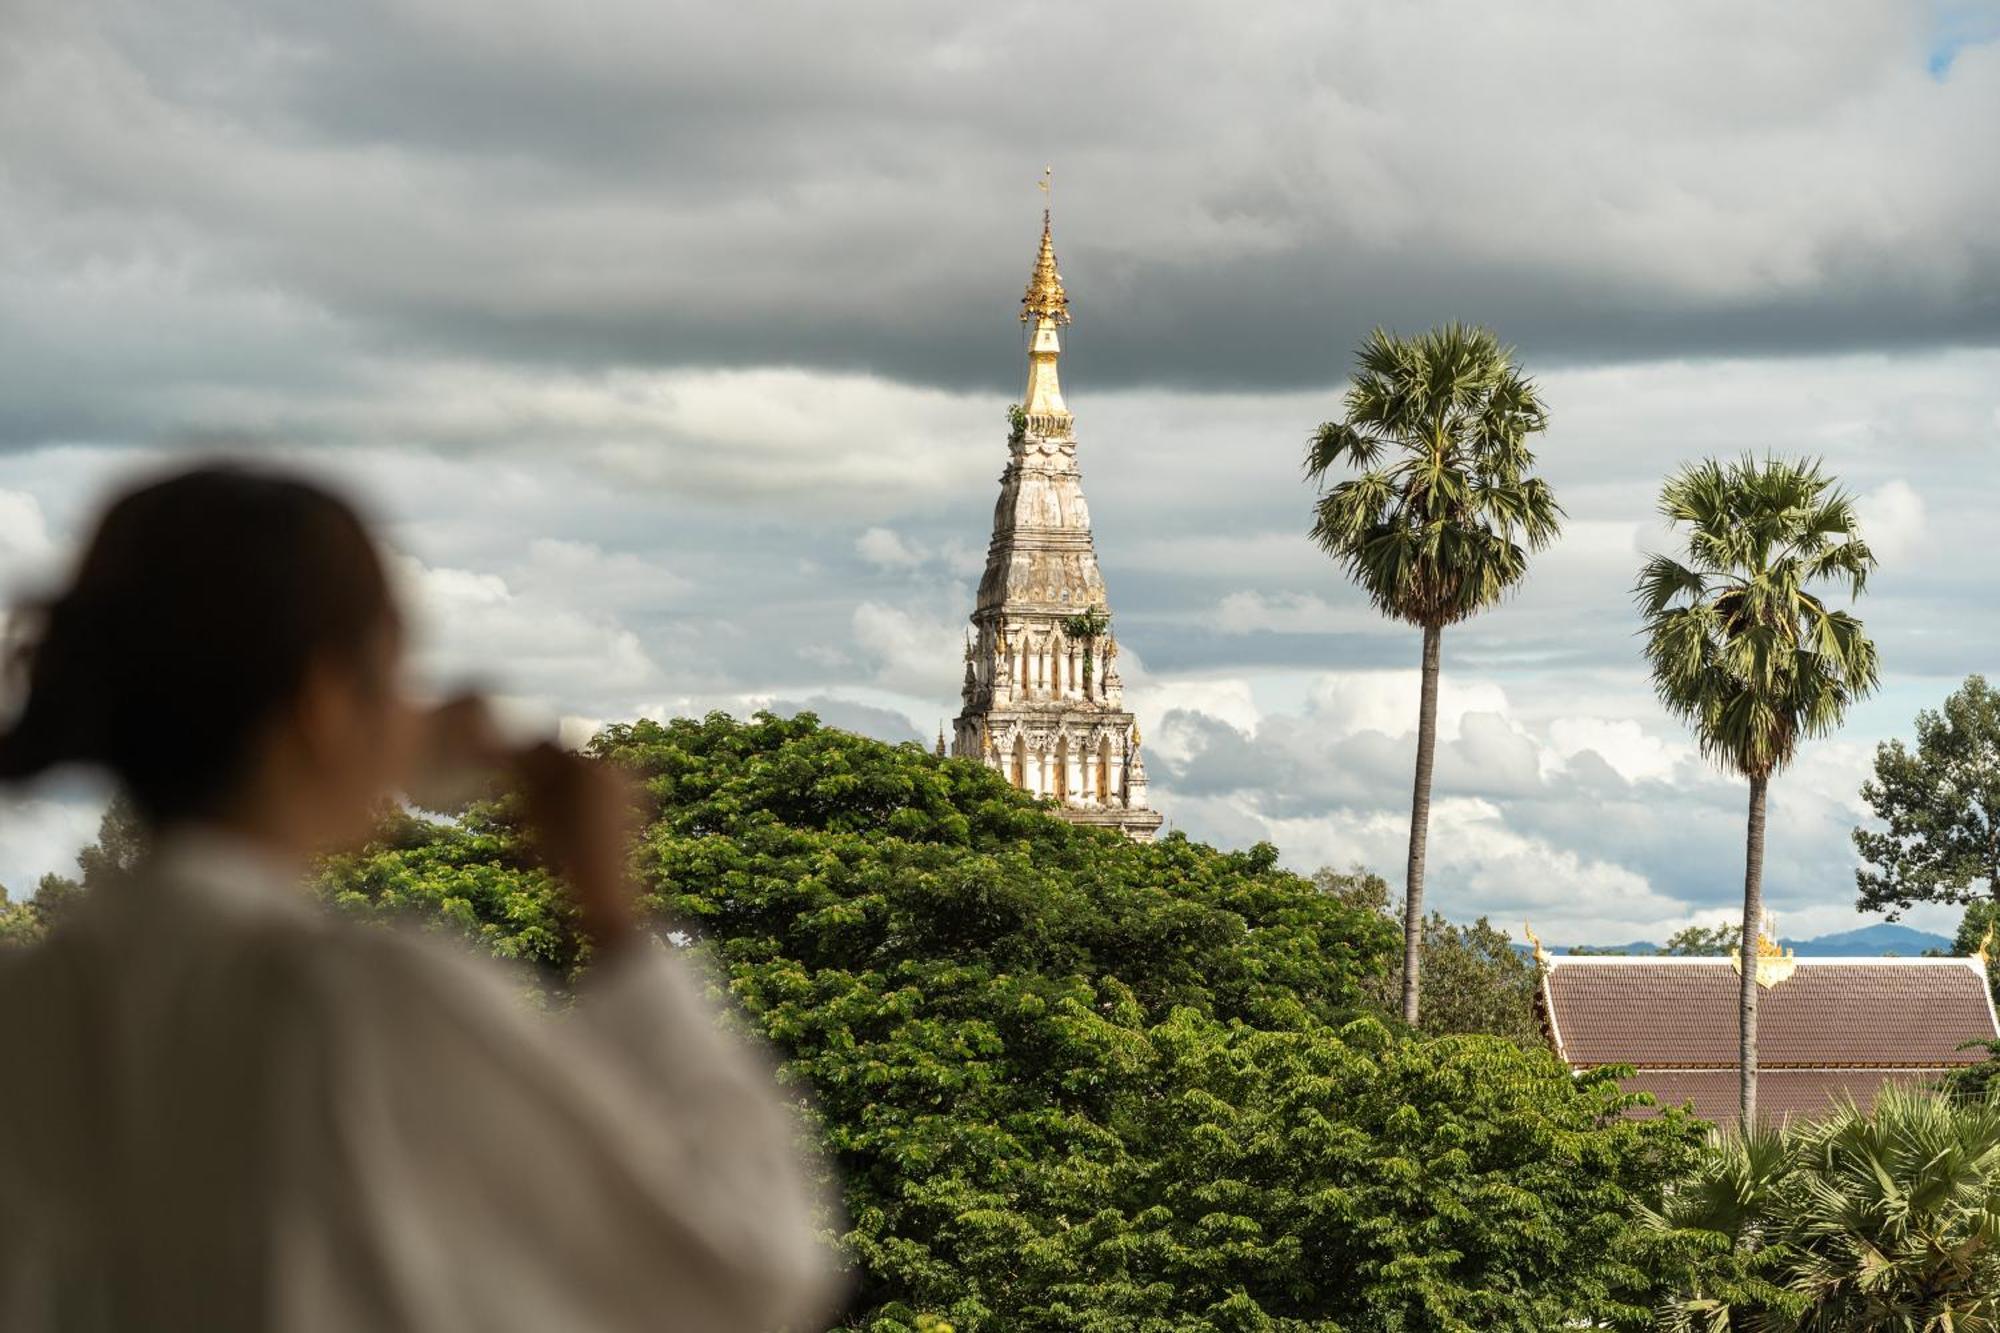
top-left (3, 0), bottom-right (1998, 444)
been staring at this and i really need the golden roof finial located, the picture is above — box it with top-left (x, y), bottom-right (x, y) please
top-left (1975, 922), bottom-right (1995, 968)
top-left (1016, 175), bottom-right (1074, 434)
top-left (1523, 921), bottom-right (1549, 967)
top-left (1731, 912), bottom-right (1797, 989)
top-left (1020, 182), bottom-right (1070, 328)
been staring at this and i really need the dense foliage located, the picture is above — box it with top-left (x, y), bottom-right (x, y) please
top-left (1856, 674), bottom-right (2000, 922)
top-left (1941, 1040), bottom-right (2000, 1105)
top-left (319, 712), bottom-right (1702, 1331)
top-left (1649, 1087), bottom-right (2000, 1330)
top-left (1314, 867), bottom-right (1543, 1046)
top-left (0, 794), bottom-right (145, 946)
top-left (1661, 923), bottom-right (1742, 957)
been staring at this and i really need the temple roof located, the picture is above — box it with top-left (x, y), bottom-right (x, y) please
top-left (1614, 1070), bottom-right (1945, 1124)
top-left (1538, 955), bottom-right (1999, 1124)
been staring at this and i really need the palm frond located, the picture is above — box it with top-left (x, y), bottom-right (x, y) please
top-left (1635, 455), bottom-right (1879, 779)
top-left (1302, 324), bottom-right (1561, 628)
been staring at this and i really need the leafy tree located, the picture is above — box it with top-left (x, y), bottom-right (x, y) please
top-left (0, 887), bottom-right (38, 949)
top-left (318, 803), bottom-right (585, 1006)
top-left (1955, 896), bottom-right (2000, 1002)
top-left (1311, 864), bottom-right (1392, 915)
top-left (25, 872), bottom-right (84, 932)
top-left (1662, 923), bottom-right (1742, 957)
top-left (1956, 899), bottom-right (2000, 959)
top-left (1315, 867), bottom-right (1542, 1044)
top-left (74, 792), bottom-right (148, 888)
top-left (1938, 1040), bottom-right (2000, 1105)
top-left (1, 795), bottom-right (150, 946)
top-left (1636, 456), bottom-right (1879, 1127)
top-left (1306, 325), bottom-right (1561, 1026)
top-left (1855, 674), bottom-right (2000, 923)
top-left (329, 712), bottom-right (1702, 1330)
top-left (1653, 1087), bottom-right (2000, 1330)
top-left (1407, 915), bottom-right (1543, 1046)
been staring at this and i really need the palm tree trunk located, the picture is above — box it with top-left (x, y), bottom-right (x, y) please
top-left (1402, 623), bottom-right (1443, 1026)
top-left (1739, 772), bottom-right (1769, 1127)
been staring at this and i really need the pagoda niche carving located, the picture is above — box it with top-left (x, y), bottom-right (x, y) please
top-left (950, 210), bottom-right (1163, 841)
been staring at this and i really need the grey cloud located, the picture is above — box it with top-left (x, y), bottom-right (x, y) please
top-left (1146, 697), bottom-right (1882, 939)
top-left (3, 0), bottom-right (1998, 452)
top-left (5, 0), bottom-right (2000, 937)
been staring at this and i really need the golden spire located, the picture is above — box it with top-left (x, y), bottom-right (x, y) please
top-left (1020, 209), bottom-right (1071, 327)
top-left (1017, 184), bottom-right (1073, 437)
top-left (1730, 912), bottom-right (1797, 989)
top-left (1523, 922), bottom-right (1549, 968)
top-left (1976, 922), bottom-right (1995, 968)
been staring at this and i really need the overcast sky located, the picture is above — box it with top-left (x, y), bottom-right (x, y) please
top-left (3, 0), bottom-right (1999, 943)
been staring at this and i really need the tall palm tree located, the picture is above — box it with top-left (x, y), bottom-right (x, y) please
top-left (1636, 457), bottom-right (1879, 1126)
top-left (1306, 324), bottom-right (1560, 1024)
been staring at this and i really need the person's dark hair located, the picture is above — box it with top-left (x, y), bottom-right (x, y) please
top-left (0, 464), bottom-right (397, 826)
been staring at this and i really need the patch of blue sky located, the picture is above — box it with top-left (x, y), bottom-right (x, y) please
top-left (1927, 0), bottom-right (2000, 78)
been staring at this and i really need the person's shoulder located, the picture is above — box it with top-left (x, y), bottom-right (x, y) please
top-left (0, 928), bottom-right (79, 1011)
top-left (304, 915), bottom-right (556, 1035)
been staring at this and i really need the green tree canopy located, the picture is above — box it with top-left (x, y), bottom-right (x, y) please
top-left (1661, 923), bottom-right (1742, 957)
top-left (0, 794), bottom-right (148, 947)
top-left (1315, 867), bottom-right (1543, 1045)
top-left (325, 712), bottom-right (1703, 1331)
top-left (1855, 674), bottom-right (2000, 921)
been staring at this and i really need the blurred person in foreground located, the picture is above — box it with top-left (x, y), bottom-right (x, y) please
top-left (0, 464), bottom-right (839, 1331)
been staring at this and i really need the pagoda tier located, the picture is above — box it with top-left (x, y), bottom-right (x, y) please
top-left (950, 211), bottom-right (1162, 841)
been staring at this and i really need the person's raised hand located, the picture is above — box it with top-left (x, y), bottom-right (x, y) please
top-left (405, 693), bottom-right (512, 813)
top-left (513, 743), bottom-right (643, 952)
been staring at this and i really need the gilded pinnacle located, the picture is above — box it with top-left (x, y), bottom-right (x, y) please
top-left (1020, 210), bottom-right (1071, 326)
top-left (1730, 913), bottom-right (1798, 989)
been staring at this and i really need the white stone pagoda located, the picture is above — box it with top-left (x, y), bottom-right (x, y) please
top-left (949, 210), bottom-right (1163, 841)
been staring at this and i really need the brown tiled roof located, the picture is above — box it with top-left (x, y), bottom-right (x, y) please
top-left (1620, 1068), bottom-right (1941, 1124)
top-left (1542, 958), bottom-right (1996, 1069)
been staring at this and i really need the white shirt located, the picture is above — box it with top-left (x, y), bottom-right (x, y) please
top-left (0, 832), bottom-right (839, 1331)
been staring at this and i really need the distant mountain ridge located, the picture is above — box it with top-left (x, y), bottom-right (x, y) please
top-left (1524, 922), bottom-right (1955, 958)
top-left (1780, 923), bottom-right (1956, 957)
